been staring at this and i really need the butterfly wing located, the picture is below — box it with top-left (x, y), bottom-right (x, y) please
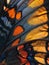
top-left (0, 0), bottom-right (49, 65)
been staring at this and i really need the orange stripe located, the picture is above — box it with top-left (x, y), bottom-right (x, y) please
top-left (13, 26), bottom-right (24, 36)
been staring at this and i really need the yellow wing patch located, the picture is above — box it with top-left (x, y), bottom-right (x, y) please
top-left (31, 40), bottom-right (47, 52)
top-left (28, 0), bottom-right (44, 8)
top-left (27, 7), bottom-right (48, 25)
top-left (34, 53), bottom-right (46, 64)
top-left (25, 24), bottom-right (48, 42)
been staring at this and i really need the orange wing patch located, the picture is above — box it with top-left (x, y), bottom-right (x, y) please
top-left (11, 39), bottom-right (20, 47)
top-left (8, 8), bottom-right (16, 19)
top-left (13, 26), bottom-right (24, 36)
top-left (16, 12), bottom-right (22, 20)
top-left (4, 6), bottom-right (22, 20)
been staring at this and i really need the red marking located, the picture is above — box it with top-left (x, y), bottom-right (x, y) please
top-left (18, 56), bottom-right (27, 64)
top-left (19, 50), bottom-right (28, 58)
top-left (17, 45), bottom-right (24, 50)
top-left (26, 61), bottom-right (30, 65)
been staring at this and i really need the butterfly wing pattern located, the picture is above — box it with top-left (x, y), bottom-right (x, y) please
top-left (0, 0), bottom-right (49, 65)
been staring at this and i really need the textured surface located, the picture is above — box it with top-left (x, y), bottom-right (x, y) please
top-left (0, 0), bottom-right (49, 65)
